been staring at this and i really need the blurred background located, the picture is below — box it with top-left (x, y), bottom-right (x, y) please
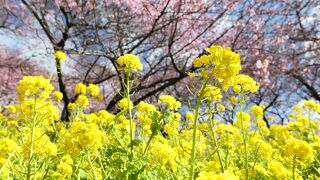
top-left (0, 0), bottom-right (319, 124)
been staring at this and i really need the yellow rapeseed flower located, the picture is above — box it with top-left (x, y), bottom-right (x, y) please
top-left (202, 85), bottom-right (222, 102)
top-left (67, 103), bottom-right (76, 110)
top-left (60, 122), bottom-right (106, 156)
top-left (57, 154), bottom-right (73, 178)
top-left (250, 105), bottom-right (265, 118)
top-left (0, 138), bottom-right (17, 157)
top-left (284, 138), bottom-right (314, 163)
top-left (229, 96), bottom-right (238, 105)
top-left (17, 76), bottom-right (54, 101)
top-left (186, 112), bottom-right (195, 122)
top-left (233, 74), bottom-right (259, 94)
top-left (74, 83), bottom-right (87, 94)
top-left (303, 100), bottom-right (320, 113)
top-left (116, 54), bottom-right (143, 72)
top-left (75, 95), bottom-right (89, 109)
top-left (22, 128), bottom-right (57, 158)
top-left (234, 112), bottom-right (251, 129)
top-left (95, 110), bottom-right (115, 128)
top-left (117, 98), bottom-right (133, 110)
top-left (87, 84), bottom-right (100, 97)
top-left (158, 95), bottom-right (181, 111)
top-left (217, 104), bottom-right (225, 111)
top-left (193, 45), bottom-right (241, 91)
top-left (54, 50), bottom-right (67, 61)
top-left (53, 91), bottom-right (63, 102)
top-left (136, 101), bottom-right (157, 113)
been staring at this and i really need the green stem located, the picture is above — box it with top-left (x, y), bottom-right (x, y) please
top-left (27, 97), bottom-right (37, 180)
top-left (292, 155), bottom-right (296, 180)
top-left (207, 105), bottom-right (224, 172)
top-left (52, 119), bottom-right (58, 143)
top-left (143, 133), bottom-right (155, 155)
top-left (144, 108), bottom-right (166, 156)
top-left (209, 120), bottom-right (224, 173)
top-left (0, 134), bottom-right (26, 175)
top-left (87, 153), bottom-right (99, 180)
top-left (76, 155), bottom-right (83, 180)
top-left (125, 73), bottom-right (134, 160)
top-left (308, 110), bottom-right (315, 141)
top-left (225, 133), bottom-right (229, 170)
top-left (189, 76), bottom-right (211, 180)
top-left (97, 155), bottom-right (106, 177)
top-left (239, 92), bottom-right (249, 180)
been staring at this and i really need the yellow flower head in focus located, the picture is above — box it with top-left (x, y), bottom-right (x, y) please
top-left (17, 76), bottom-right (54, 101)
top-left (117, 54), bottom-right (143, 72)
top-left (202, 85), bottom-right (222, 102)
top-left (53, 91), bottom-right (63, 102)
top-left (193, 45), bottom-right (242, 91)
top-left (267, 161), bottom-right (290, 179)
top-left (250, 105), bottom-right (265, 118)
top-left (233, 74), bottom-right (259, 94)
top-left (60, 122), bottom-right (106, 156)
top-left (117, 98), bottom-right (133, 110)
top-left (67, 103), bottom-right (76, 111)
top-left (284, 138), bottom-right (314, 163)
top-left (95, 110), bottom-right (115, 128)
top-left (136, 101), bottom-right (157, 113)
top-left (54, 51), bottom-right (67, 61)
top-left (57, 162), bottom-right (73, 178)
top-left (87, 84), bottom-right (100, 97)
top-left (75, 95), bottom-right (89, 109)
top-left (74, 83), bottom-right (87, 95)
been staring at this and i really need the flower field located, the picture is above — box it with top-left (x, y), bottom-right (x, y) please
top-left (0, 45), bottom-right (320, 180)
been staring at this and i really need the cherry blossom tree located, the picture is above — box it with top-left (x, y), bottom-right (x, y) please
top-left (0, 47), bottom-right (48, 106)
top-left (0, 0), bottom-right (319, 122)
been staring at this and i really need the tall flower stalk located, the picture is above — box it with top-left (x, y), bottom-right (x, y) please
top-left (189, 75), bottom-right (212, 179)
top-left (239, 92), bottom-right (249, 180)
top-left (124, 72), bottom-right (134, 160)
top-left (116, 54), bottom-right (143, 161)
top-left (26, 97), bottom-right (37, 180)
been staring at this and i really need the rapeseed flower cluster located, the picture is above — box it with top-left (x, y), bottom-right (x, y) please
top-left (303, 100), bottom-right (320, 113)
top-left (233, 74), bottom-right (259, 94)
top-left (193, 45), bottom-right (241, 90)
top-left (60, 122), bottom-right (106, 156)
top-left (202, 85), bottom-right (222, 102)
top-left (158, 95), bottom-right (181, 111)
top-left (53, 91), bottom-right (63, 102)
top-left (0, 46), bottom-right (319, 179)
top-left (17, 76), bottom-right (54, 101)
top-left (54, 50), bottom-right (67, 61)
top-left (117, 98), bottom-right (133, 110)
top-left (116, 54), bottom-right (143, 72)
top-left (250, 105), bottom-right (265, 118)
top-left (74, 82), bottom-right (87, 94)
top-left (56, 155), bottom-right (73, 178)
